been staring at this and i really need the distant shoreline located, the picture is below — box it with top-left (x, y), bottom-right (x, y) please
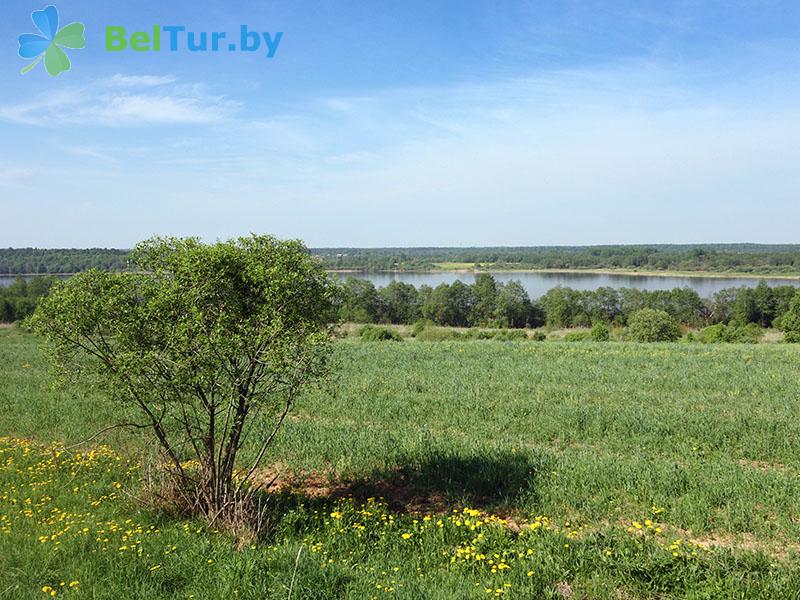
top-left (328, 267), bottom-right (800, 280)
top-left (3, 268), bottom-right (800, 281)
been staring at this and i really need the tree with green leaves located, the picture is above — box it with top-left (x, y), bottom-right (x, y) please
top-left (495, 281), bottom-right (533, 328)
top-left (423, 281), bottom-right (475, 327)
top-left (471, 273), bottom-right (499, 325)
top-left (338, 277), bottom-right (383, 323)
top-left (627, 308), bottom-right (681, 342)
top-left (28, 235), bottom-right (336, 523)
top-left (776, 291), bottom-right (800, 343)
top-left (378, 281), bottom-right (421, 324)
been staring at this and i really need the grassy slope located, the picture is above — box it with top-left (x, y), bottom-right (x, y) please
top-left (2, 328), bottom-right (800, 598)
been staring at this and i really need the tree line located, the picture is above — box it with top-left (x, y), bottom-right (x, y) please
top-left (3, 244), bottom-right (800, 275)
top-left (0, 248), bottom-right (130, 274)
top-left (338, 275), bottom-right (800, 333)
top-left (5, 273), bottom-right (800, 341)
top-left (320, 244), bottom-right (800, 274)
top-left (0, 276), bottom-right (60, 322)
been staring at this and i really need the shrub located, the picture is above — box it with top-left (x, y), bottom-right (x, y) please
top-left (697, 323), bottom-right (762, 344)
top-left (563, 331), bottom-right (591, 342)
top-left (776, 292), bottom-right (800, 341)
top-left (28, 235), bottom-right (336, 525)
top-left (461, 328), bottom-right (528, 341)
top-left (358, 324), bottom-right (403, 342)
top-left (410, 319), bottom-right (434, 338)
top-left (414, 326), bottom-right (460, 341)
top-left (531, 331), bottom-right (547, 342)
top-left (627, 309), bottom-right (681, 342)
top-left (589, 322), bottom-right (611, 341)
top-left (493, 329), bottom-right (527, 341)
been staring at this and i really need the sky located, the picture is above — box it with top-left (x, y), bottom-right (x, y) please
top-left (1, 0), bottom-right (799, 248)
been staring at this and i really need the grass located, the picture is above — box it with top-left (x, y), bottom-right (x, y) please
top-left (429, 263), bottom-right (800, 279)
top-left (2, 327), bottom-right (800, 598)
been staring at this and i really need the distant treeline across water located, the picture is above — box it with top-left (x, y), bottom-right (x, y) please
top-left (3, 244), bottom-right (800, 275)
top-left (3, 272), bottom-right (800, 335)
top-left (337, 274), bottom-right (800, 332)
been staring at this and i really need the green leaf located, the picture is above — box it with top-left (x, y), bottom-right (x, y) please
top-left (44, 44), bottom-right (71, 77)
top-left (54, 22), bottom-right (85, 49)
top-left (20, 55), bottom-right (43, 75)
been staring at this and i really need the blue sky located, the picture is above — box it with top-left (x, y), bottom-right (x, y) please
top-left (1, 0), bottom-right (799, 247)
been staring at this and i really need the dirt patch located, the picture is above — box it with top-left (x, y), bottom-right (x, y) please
top-left (554, 581), bottom-right (574, 598)
top-left (670, 526), bottom-right (800, 561)
top-left (737, 458), bottom-right (792, 473)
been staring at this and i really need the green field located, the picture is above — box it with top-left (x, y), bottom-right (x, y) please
top-left (2, 328), bottom-right (800, 598)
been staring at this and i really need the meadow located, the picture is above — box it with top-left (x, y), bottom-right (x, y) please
top-left (2, 327), bottom-right (800, 598)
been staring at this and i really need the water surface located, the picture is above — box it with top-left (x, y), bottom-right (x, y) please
top-left (3, 271), bottom-right (798, 299)
top-left (335, 271), bottom-right (800, 299)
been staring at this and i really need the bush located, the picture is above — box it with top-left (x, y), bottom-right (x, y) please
top-left (414, 326), bottom-right (460, 341)
top-left (589, 322), bottom-right (610, 341)
top-left (776, 292), bottom-right (800, 341)
top-left (0, 275), bottom-right (59, 323)
top-left (410, 319), bottom-right (434, 338)
top-left (696, 323), bottom-right (762, 344)
top-left (531, 331), bottom-right (547, 341)
top-left (358, 324), bottom-right (403, 341)
top-left (785, 331), bottom-right (800, 343)
top-left (563, 331), bottom-right (591, 342)
top-left (627, 309), bottom-right (681, 342)
top-left (492, 329), bottom-right (528, 341)
top-left (28, 235), bottom-right (335, 524)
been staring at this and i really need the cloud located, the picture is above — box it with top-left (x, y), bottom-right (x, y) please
top-left (3, 54), bottom-right (800, 246)
top-left (107, 74), bottom-right (178, 88)
top-left (0, 166), bottom-right (36, 187)
top-left (90, 93), bottom-right (235, 124)
top-left (0, 78), bottom-right (238, 126)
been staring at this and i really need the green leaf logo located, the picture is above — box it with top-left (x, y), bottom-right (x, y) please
top-left (18, 6), bottom-right (85, 76)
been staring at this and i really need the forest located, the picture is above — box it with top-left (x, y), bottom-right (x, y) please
top-left (0, 248), bottom-right (130, 274)
top-left (338, 275), bottom-right (800, 338)
top-left (4, 272), bottom-right (800, 339)
top-left (318, 244), bottom-right (800, 273)
top-left (3, 244), bottom-right (800, 275)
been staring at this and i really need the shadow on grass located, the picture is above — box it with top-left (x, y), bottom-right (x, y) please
top-left (256, 447), bottom-right (554, 517)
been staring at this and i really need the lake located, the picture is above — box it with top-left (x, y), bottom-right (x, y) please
top-left (3, 271), bottom-right (799, 299)
top-left (334, 271), bottom-right (800, 299)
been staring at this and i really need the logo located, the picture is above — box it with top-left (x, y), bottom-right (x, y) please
top-left (104, 26), bottom-right (283, 57)
top-left (18, 5), bottom-right (85, 76)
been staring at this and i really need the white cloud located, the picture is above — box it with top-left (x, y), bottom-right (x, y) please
top-left (107, 74), bottom-right (178, 88)
top-left (90, 93), bottom-right (234, 124)
top-left (0, 79), bottom-right (237, 126)
top-left (0, 166), bottom-right (36, 187)
top-left (3, 57), bottom-right (800, 246)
